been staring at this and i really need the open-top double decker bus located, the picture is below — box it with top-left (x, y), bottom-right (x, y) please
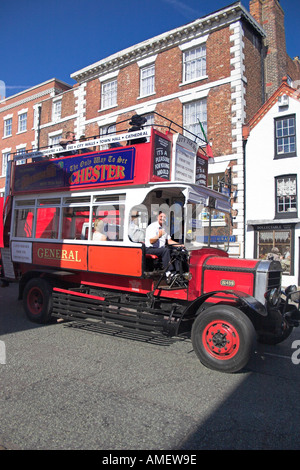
top-left (1, 113), bottom-right (299, 373)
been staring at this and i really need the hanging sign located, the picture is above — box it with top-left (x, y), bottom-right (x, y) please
top-left (173, 134), bottom-right (197, 183)
top-left (153, 134), bottom-right (171, 180)
top-left (195, 153), bottom-right (208, 187)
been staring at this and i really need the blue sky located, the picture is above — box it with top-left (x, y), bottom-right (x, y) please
top-left (1, 0), bottom-right (299, 99)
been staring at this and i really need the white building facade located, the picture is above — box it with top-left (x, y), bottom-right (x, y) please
top-left (245, 78), bottom-right (300, 286)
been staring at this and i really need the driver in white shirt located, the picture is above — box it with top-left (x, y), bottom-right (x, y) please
top-left (145, 212), bottom-right (183, 281)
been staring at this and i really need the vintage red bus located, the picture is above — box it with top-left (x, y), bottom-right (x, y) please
top-left (1, 113), bottom-right (299, 373)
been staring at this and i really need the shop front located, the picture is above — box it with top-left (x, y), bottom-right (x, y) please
top-left (249, 222), bottom-right (300, 287)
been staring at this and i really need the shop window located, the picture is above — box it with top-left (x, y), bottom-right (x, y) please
top-left (275, 175), bottom-right (297, 218)
top-left (257, 228), bottom-right (293, 275)
top-left (275, 115), bottom-right (296, 158)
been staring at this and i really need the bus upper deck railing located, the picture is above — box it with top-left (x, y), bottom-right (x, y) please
top-left (9, 112), bottom-right (209, 164)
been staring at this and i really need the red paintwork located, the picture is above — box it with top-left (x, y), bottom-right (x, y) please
top-left (12, 129), bottom-right (175, 196)
top-left (20, 255), bottom-right (188, 300)
top-left (188, 248), bottom-right (228, 300)
top-left (202, 319), bottom-right (240, 360)
top-left (205, 257), bottom-right (258, 269)
top-left (21, 242), bottom-right (258, 302)
top-left (4, 129), bottom-right (241, 305)
top-left (0, 197), bottom-right (3, 248)
top-left (187, 248), bottom-right (259, 300)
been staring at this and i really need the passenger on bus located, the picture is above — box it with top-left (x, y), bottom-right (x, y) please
top-left (93, 219), bottom-right (107, 241)
top-left (60, 130), bottom-right (76, 146)
top-left (59, 131), bottom-right (77, 156)
top-left (128, 211), bottom-right (145, 243)
top-left (78, 135), bottom-right (93, 154)
top-left (145, 212), bottom-right (183, 281)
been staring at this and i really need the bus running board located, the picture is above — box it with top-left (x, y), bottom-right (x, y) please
top-left (52, 288), bottom-right (183, 337)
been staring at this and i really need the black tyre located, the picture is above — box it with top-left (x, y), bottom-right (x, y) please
top-left (23, 278), bottom-right (53, 324)
top-left (191, 305), bottom-right (256, 373)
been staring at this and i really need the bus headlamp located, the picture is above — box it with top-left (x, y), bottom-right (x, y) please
top-left (285, 285), bottom-right (297, 296)
top-left (265, 288), bottom-right (281, 306)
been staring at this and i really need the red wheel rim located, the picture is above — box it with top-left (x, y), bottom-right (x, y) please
top-left (202, 319), bottom-right (240, 360)
top-left (27, 287), bottom-right (43, 315)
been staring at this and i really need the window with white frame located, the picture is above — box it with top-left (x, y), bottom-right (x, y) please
top-left (275, 114), bottom-right (296, 158)
top-left (16, 148), bottom-right (26, 165)
top-left (183, 99), bottom-right (207, 143)
top-left (143, 113), bottom-right (154, 127)
top-left (2, 151), bottom-right (10, 176)
top-left (275, 175), bottom-right (297, 218)
top-left (33, 108), bottom-right (38, 129)
top-left (52, 99), bottom-right (62, 122)
top-left (18, 113), bottom-right (27, 133)
top-left (140, 64), bottom-right (155, 97)
top-left (183, 45), bottom-right (206, 82)
top-left (4, 118), bottom-right (12, 137)
top-left (142, 114), bottom-right (154, 141)
top-left (207, 173), bottom-right (224, 193)
top-left (49, 133), bottom-right (62, 147)
top-left (101, 79), bottom-right (117, 109)
top-left (99, 123), bottom-right (116, 150)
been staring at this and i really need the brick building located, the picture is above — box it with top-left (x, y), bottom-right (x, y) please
top-left (250, 0), bottom-right (300, 99)
top-left (1, 0), bottom-right (299, 255)
top-left (0, 78), bottom-right (71, 194)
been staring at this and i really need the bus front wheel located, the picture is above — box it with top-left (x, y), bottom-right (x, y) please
top-left (191, 305), bottom-right (256, 373)
top-left (23, 278), bottom-right (53, 324)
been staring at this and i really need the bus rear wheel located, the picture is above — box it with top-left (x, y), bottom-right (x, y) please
top-left (191, 305), bottom-right (256, 373)
top-left (23, 278), bottom-right (53, 324)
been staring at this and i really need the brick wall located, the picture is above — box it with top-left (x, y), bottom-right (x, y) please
top-left (118, 63), bottom-right (139, 109)
top-left (207, 28), bottom-right (231, 82)
top-left (250, 0), bottom-right (300, 99)
top-left (85, 79), bottom-right (100, 121)
top-left (155, 48), bottom-right (182, 96)
top-left (39, 88), bottom-right (77, 149)
top-left (243, 23), bottom-right (264, 121)
top-left (81, 24), bottom-right (237, 158)
top-left (208, 84), bottom-right (233, 157)
top-left (249, 0), bottom-right (263, 24)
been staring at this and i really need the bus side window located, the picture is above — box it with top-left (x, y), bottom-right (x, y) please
top-left (62, 207), bottom-right (90, 240)
top-left (36, 207), bottom-right (60, 239)
top-left (91, 204), bottom-right (125, 241)
top-left (13, 208), bottom-right (34, 238)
